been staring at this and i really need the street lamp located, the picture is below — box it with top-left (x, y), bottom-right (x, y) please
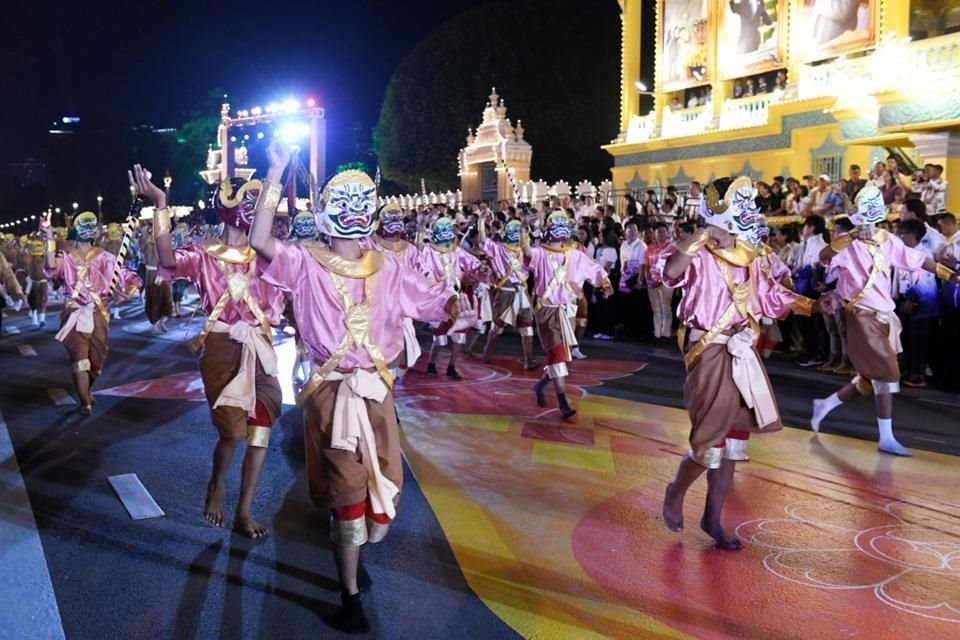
top-left (635, 80), bottom-right (654, 96)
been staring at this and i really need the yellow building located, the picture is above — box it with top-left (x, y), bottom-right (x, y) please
top-left (605, 0), bottom-right (960, 212)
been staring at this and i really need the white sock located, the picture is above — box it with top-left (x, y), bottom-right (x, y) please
top-left (877, 418), bottom-right (911, 455)
top-left (877, 418), bottom-right (894, 443)
top-left (811, 393), bottom-right (843, 432)
top-left (821, 393), bottom-right (843, 413)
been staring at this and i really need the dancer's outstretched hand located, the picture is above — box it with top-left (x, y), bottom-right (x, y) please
top-left (128, 165), bottom-right (166, 206)
top-left (267, 141), bottom-right (291, 170)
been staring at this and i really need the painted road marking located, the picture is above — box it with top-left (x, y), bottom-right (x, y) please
top-left (0, 411), bottom-right (66, 639)
top-left (108, 474), bottom-right (165, 520)
top-left (18, 344), bottom-right (37, 356)
top-left (47, 388), bottom-right (76, 406)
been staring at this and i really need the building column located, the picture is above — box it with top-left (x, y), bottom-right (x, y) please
top-left (618, 0), bottom-right (643, 135)
top-left (911, 132), bottom-right (960, 213)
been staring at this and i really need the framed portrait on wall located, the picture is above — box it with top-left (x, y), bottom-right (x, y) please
top-left (717, 0), bottom-right (786, 79)
top-left (791, 0), bottom-right (877, 62)
top-left (659, 0), bottom-right (712, 92)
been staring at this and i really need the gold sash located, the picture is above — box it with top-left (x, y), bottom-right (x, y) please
top-left (495, 244), bottom-right (528, 289)
top-left (536, 250), bottom-right (575, 310)
top-left (297, 254), bottom-right (393, 406)
top-left (844, 231), bottom-right (889, 311)
top-left (68, 248), bottom-right (109, 323)
top-left (189, 243), bottom-right (270, 353)
top-left (681, 254), bottom-right (759, 369)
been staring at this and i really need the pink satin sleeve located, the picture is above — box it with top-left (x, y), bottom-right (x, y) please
top-left (885, 234), bottom-right (928, 272)
top-left (753, 262), bottom-right (801, 320)
top-left (162, 244), bottom-right (206, 283)
top-left (396, 265), bottom-right (453, 323)
top-left (116, 266), bottom-right (143, 296)
top-left (766, 252), bottom-right (792, 283)
top-left (259, 240), bottom-right (305, 294)
top-left (568, 248), bottom-right (607, 287)
top-left (661, 250), bottom-right (696, 289)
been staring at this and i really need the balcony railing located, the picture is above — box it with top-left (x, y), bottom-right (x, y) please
top-left (797, 34), bottom-right (960, 100)
top-left (720, 92), bottom-right (779, 130)
top-left (661, 104), bottom-right (712, 138)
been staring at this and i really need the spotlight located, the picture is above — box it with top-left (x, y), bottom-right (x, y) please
top-left (251, 106), bottom-right (262, 116)
top-left (256, 132), bottom-right (265, 140)
top-left (278, 122), bottom-right (310, 141)
top-left (306, 97), bottom-right (317, 108)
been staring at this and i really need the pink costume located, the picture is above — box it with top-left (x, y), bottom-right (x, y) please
top-left (366, 236), bottom-right (426, 373)
top-left (827, 230), bottom-right (927, 394)
top-left (48, 248), bottom-right (141, 373)
top-left (261, 241), bottom-right (453, 527)
top-left (417, 245), bottom-right (480, 345)
top-left (161, 242), bottom-right (286, 437)
top-left (528, 246), bottom-right (609, 377)
top-left (755, 246), bottom-right (793, 348)
top-left (482, 238), bottom-right (533, 333)
top-left (664, 244), bottom-right (811, 467)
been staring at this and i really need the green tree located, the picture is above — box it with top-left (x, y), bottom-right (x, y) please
top-left (165, 88), bottom-right (226, 202)
top-left (376, 0), bottom-right (620, 195)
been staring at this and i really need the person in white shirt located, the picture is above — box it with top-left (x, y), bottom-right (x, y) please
top-left (618, 222), bottom-right (646, 340)
top-left (590, 228), bottom-right (620, 340)
top-left (681, 182), bottom-right (703, 221)
top-left (937, 213), bottom-right (960, 390)
top-left (902, 199), bottom-right (944, 254)
top-left (921, 164), bottom-right (948, 215)
top-left (806, 174), bottom-right (834, 216)
top-left (795, 215), bottom-right (829, 366)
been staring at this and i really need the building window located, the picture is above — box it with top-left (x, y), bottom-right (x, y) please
top-left (813, 155), bottom-right (843, 183)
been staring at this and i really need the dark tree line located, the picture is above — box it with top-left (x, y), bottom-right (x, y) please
top-left (375, 0), bottom-right (621, 195)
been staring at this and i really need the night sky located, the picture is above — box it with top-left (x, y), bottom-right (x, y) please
top-left (2, 0), bottom-right (502, 166)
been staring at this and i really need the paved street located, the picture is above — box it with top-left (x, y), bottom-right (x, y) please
top-left (1, 296), bottom-right (958, 639)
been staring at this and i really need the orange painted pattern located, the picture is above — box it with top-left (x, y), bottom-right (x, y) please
top-left (398, 356), bottom-right (960, 640)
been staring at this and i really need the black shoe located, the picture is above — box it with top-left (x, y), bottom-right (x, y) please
top-left (557, 393), bottom-right (576, 420)
top-left (446, 366), bottom-right (462, 380)
top-left (533, 379), bottom-right (548, 407)
top-left (426, 363), bottom-right (438, 376)
top-left (333, 592), bottom-right (370, 635)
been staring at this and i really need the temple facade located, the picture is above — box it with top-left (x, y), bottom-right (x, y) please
top-left (459, 88), bottom-right (532, 203)
top-left (606, 0), bottom-right (960, 211)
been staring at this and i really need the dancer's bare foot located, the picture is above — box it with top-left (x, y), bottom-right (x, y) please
top-left (233, 513), bottom-right (270, 539)
top-left (700, 515), bottom-right (742, 550)
top-left (662, 482), bottom-right (684, 532)
top-left (204, 481), bottom-right (227, 527)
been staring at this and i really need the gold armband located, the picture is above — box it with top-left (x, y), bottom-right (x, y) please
top-left (153, 207), bottom-right (171, 239)
top-left (935, 262), bottom-right (957, 282)
top-left (829, 234), bottom-right (854, 253)
top-left (45, 239), bottom-right (57, 254)
top-left (255, 179), bottom-right (283, 214)
top-left (792, 295), bottom-right (815, 317)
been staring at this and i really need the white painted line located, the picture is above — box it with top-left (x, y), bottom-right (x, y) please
top-left (913, 436), bottom-right (947, 444)
top-left (107, 474), bottom-right (165, 520)
top-left (0, 410), bottom-right (66, 639)
top-left (18, 344), bottom-right (37, 357)
top-left (47, 388), bottom-right (76, 406)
